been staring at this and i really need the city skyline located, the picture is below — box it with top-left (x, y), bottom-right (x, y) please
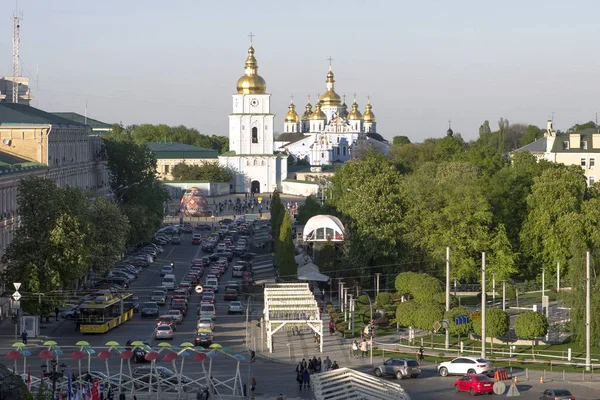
top-left (1, 0), bottom-right (599, 142)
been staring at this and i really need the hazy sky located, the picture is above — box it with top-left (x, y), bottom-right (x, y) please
top-left (1, 0), bottom-right (599, 142)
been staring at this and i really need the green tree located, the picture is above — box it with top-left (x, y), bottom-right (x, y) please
top-left (395, 272), bottom-right (444, 304)
top-left (569, 121), bottom-right (597, 132)
top-left (519, 125), bottom-right (544, 146)
top-left (375, 292), bottom-right (393, 308)
top-left (472, 309), bottom-right (509, 350)
top-left (392, 136), bottom-right (411, 146)
top-left (297, 195), bottom-right (322, 225)
top-left (413, 302), bottom-right (444, 331)
top-left (276, 212), bottom-right (296, 281)
top-left (396, 301), bottom-right (418, 328)
top-left (270, 191), bottom-right (284, 242)
top-left (514, 311), bottom-right (548, 359)
top-left (171, 163), bottom-right (233, 182)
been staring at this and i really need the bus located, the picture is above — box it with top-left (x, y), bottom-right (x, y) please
top-left (78, 292), bottom-right (135, 333)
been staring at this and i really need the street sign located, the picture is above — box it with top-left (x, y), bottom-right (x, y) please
top-left (13, 283), bottom-right (21, 291)
top-left (505, 381), bottom-right (520, 396)
top-left (11, 291), bottom-right (21, 301)
top-left (433, 321), bottom-right (441, 332)
top-left (492, 381), bottom-right (506, 395)
top-left (195, 285), bottom-right (204, 294)
top-left (441, 319), bottom-right (449, 329)
top-left (471, 311), bottom-right (481, 319)
top-left (455, 315), bottom-right (470, 325)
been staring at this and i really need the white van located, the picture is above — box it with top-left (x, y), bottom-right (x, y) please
top-left (162, 274), bottom-right (176, 290)
top-left (205, 278), bottom-right (219, 292)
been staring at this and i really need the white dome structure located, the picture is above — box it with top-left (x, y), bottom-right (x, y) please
top-left (303, 215), bottom-right (344, 242)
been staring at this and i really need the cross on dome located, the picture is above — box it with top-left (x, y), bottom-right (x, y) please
top-left (327, 56), bottom-right (334, 70)
top-left (248, 32), bottom-right (255, 45)
top-left (367, 95), bottom-right (371, 104)
top-left (353, 93), bottom-right (357, 102)
top-left (290, 95), bottom-right (294, 104)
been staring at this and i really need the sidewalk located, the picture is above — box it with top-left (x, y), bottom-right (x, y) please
top-left (0, 316), bottom-right (66, 351)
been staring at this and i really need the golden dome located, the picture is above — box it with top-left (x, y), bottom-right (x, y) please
top-left (319, 90), bottom-right (342, 106)
top-left (363, 101), bottom-right (376, 123)
top-left (302, 100), bottom-right (313, 121)
top-left (236, 46), bottom-right (267, 94)
top-left (311, 103), bottom-right (326, 120)
top-left (347, 102), bottom-right (363, 120)
top-left (285, 102), bottom-right (300, 123)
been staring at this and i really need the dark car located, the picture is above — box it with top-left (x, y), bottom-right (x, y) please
top-left (105, 277), bottom-right (130, 288)
top-left (224, 289), bottom-right (238, 301)
top-left (132, 366), bottom-right (187, 391)
top-left (125, 340), bottom-right (152, 363)
top-left (374, 358), bottom-right (421, 380)
top-left (171, 299), bottom-right (188, 315)
top-left (240, 253), bottom-right (257, 261)
top-left (194, 330), bottom-right (214, 347)
top-left (201, 294), bottom-right (215, 304)
top-left (539, 388), bottom-right (575, 400)
top-left (140, 302), bottom-right (160, 318)
top-left (202, 243), bottom-right (215, 252)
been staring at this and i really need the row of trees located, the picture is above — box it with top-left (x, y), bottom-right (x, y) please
top-left (271, 191), bottom-right (296, 280)
top-left (109, 123), bottom-right (228, 153)
top-left (171, 163), bottom-right (233, 182)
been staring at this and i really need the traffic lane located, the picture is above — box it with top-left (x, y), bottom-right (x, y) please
top-left (361, 366), bottom-right (600, 400)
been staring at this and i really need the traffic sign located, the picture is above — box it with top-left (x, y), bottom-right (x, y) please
top-left (441, 319), bottom-right (449, 329)
top-left (195, 285), bottom-right (204, 294)
top-left (492, 381), bottom-right (506, 395)
top-left (471, 311), bottom-right (481, 319)
top-left (455, 314), bottom-right (470, 325)
top-left (11, 291), bottom-right (21, 301)
top-left (505, 381), bottom-right (520, 396)
top-left (13, 283), bottom-right (21, 291)
top-left (433, 321), bottom-right (441, 332)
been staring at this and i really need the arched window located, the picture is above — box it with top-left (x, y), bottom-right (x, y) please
top-left (337, 136), bottom-right (340, 143)
top-left (261, 160), bottom-right (265, 166)
top-left (337, 147), bottom-right (340, 155)
top-left (343, 147), bottom-right (347, 156)
top-left (253, 159), bottom-right (258, 166)
top-left (246, 160), bottom-right (250, 166)
top-left (252, 127), bottom-right (258, 143)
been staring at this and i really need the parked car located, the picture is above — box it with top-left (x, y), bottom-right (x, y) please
top-left (438, 357), bottom-right (493, 377)
top-left (196, 224), bottom-right (211, 231)
top-left (539, 388), bottom-right (575, 400)
top-left (155, 324), bottom-right (174, 340)
top-left (60, 305), bottom-right (80, 319)
top-left (454, 374), bottom-right (494, 396)
top-left (373, 358), bottom-right (421, 380)
top-left (141, 302), bottom-right (160, 318)
top-left (171, 236), bottom-right (181, 245)
top-left (228, 301), bottom-right (244, 315)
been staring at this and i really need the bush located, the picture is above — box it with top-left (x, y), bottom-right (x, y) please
top-left (376, 292), bottom-right (393, 307)
top-left (335, 322), bottom-right (346, 334)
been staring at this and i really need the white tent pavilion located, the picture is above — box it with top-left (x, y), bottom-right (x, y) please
top-left (263, 283), bottom-right (323, 353)
top-left (303, 215), bottom-right (345, 242)
top-left (311, 367), bottom-right (411, 400)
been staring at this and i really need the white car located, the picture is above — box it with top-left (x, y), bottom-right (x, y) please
top-left (166, 310), bottom-right (184, 324)
top-left (155, 324), bottom-right (174, 340)
top-left (438, 357), bottom-right (493, 377)
top-left (197, 317), bottom-right (215, 331)
top-left (228, 301), bottom-right (244, 315)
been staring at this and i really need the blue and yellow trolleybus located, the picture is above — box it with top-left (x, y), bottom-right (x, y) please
top-left (79, 293), bottom-right (134, 333)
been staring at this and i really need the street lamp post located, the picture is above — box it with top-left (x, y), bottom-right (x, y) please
top-left (42, 359), bottom-right (66, 396)
top-left (361, 291), bottom-right (374, 365)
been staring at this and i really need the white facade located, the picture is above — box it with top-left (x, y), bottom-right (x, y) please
top-left (219, 44), bottom-right (287, 194)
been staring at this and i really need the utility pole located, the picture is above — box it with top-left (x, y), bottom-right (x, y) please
top-left (492, 273), bottom-right (496, 306)
top-left (542, 268), bottom-right (545, 314)
top-left (445, 247), bottom-right (450, 350)
top-left (502, 280), bottom-right (506, 312)
top-left (343, 288), bottom-right (348, 322)
top-left (12, 4), bottom-right (22, 103)
top-left (586, 251), bottom-right (591, 371)
top-left (339, 281), bottom-right (344, 311)
top-left (375, 273), bottom-right (381, 297)
top-left (556, 261), bottom-right (560, 293)
top-left (481, 252), bottom-right (486, 359)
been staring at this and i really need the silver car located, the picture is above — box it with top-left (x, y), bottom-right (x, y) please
top-left (151, 291), bottom-right (166, 305)
top-left (374, 358), bottom-right (421, 380)
top-left (155, 324), bottom-right (174, 340)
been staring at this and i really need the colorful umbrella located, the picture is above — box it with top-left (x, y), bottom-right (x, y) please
top-left (144, 351), bottom-right (159, 362)
top-left (193, 353), bottom-right (207, 362)
top-left (7, 350), bottom-right (21, 360)
top-left (71, 351), bottom-right (86, 360)
top-left (39, 350), bottom-right (54, 359)
top-left (120, 350), bottom-right (133, 360)
top-left (98, 351), bottom-right (111, 360)
top-left (163, 352), bottom-right (178, 362)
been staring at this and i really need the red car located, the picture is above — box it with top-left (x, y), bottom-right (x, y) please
top-left (454, 374), bottom-right (494, 395)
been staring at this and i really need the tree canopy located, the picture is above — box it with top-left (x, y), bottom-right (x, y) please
top-left (171, 163), bottom-right (233, 182)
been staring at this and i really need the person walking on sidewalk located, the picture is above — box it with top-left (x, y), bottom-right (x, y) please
top-left (418, 346), bottom-right (425, 365)
top-left (21, 330), bottom-right (27, 345)
top-left (352, 340), bottom-right (359, 358)
top-left (302, 369), bottom-right (310, 390)
top-left (296, 370), bottom-right (303, 391)
top-left (250, 377), bottom-right (257, 399)
top-left (323, 356), bottom-right (332, 371)
top-left (359, 339), bottom-right (368, 358)
top-left (329, 320), bottom-right (335, 335)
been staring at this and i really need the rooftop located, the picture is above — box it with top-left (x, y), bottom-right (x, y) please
top-left (52, 112), bottom-right (113, 131)
top-left (146, 142), bottom-right (219, 159)
top-left (513, 136), bottom-right (547, 154)
top-left (551, 128), bottom-right (600, 153)
top-left (0, 103), bottom-right (86, 126)
top-left (0, 150), bottom-right (45, 172)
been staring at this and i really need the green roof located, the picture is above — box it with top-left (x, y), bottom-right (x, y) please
top-left (0, 103), bottom-right (88, 126)
top-left (0, 151), bottom-right (45, 172)
top-left (146, 142), bottom-right (219, 159)
top-left (551, 129), bottom-right (600, 153)
top-left (52, 112), bottom-right (113, 131)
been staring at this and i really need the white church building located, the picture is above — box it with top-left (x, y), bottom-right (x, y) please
top-left (218, 43), bottom-right (288, 194)
top-left (274, 65), bottom-right (389, 166)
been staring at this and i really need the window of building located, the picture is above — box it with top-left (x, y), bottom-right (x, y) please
top-left (253, 159), bottom-right (258, 166)
top-left (590, 176), bottom-right (596, 185)
top-left (591, 158), bottom-right (596, 168)
top-left (343, 147), bottom-right (347, 156)
top-left (164, 165), bottom-right (170, 174)
top-left (252, 127), bottom-right (258, 143)
top-left (337, 137), bottom-right (340, 143)
top-left (563, 141), bottom-right (569, 150)
top-left (337, 147), bottom-right (340, 155)
top-left (321, 153), bottom-right (325, 158)
top-left (582, 141), bottom-right (588, 150)
top-left (581, 158), bottom-right (587, 167)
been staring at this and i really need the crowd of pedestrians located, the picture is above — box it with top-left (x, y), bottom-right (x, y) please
top-left (294, 356), bottom-right (340, 391)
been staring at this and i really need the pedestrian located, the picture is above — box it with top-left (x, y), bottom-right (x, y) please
top-left (329, 320), bottom-right (335, 335)
top-left (21, 330), bottom-right (27, 345)
top-left (295, 362), bottom-right (303, 374)
top-left (301, 358), bottom-right (307, 371)
top-left (250, 350), bottom-right (256, 363)
top-left (418, 346), bottom-right (424, 364)
top-left (331, 360), bottom-right (339, 370)
top-left (296, 370), bottom-right (303, 390)
top-left (250, 377), bottom-right (256, 399)
top-left (302, 369), bottom-right (310, 390)
top-left (316, 357), bottom-right (322, 373)
top-left (360, 339), bottom-right (368, 358)
top-left (323, 356), bottom-right (332, 371)
top-left (55, 307), bottom-right (59, 321)
top-left (352, 340), bottom-right (359, 358)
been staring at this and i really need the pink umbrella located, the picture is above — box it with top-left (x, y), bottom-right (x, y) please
top-left (193, 353), bottom-right (207, 362)
top-left (39, 350), bottom-right (54, 359)
top-left (163, 352), bottom-right (178, 362)
top-left (7, 350), bottom-right (21, 360)
top-left (98, 351), bottom-right (111, 360)
top-left (144, 351), bottom-right (159, 362)
top-left (120, 350), bottom-right (133, 360)
top-left (71, 351), bottom-right (86, 360)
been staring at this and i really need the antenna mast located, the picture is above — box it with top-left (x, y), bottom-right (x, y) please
top-left (12, 3), bottom-right (22, 104)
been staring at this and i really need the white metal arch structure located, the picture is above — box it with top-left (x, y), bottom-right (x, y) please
top-left (264, 283), bottom-right (323, 353)
top-left (303, 215), bottom-right (345, 242)
top-left (311, 367), bottom-right (411, 400)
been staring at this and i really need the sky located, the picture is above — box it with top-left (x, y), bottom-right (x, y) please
top-left (1, 0), bottom-right (599, 142)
